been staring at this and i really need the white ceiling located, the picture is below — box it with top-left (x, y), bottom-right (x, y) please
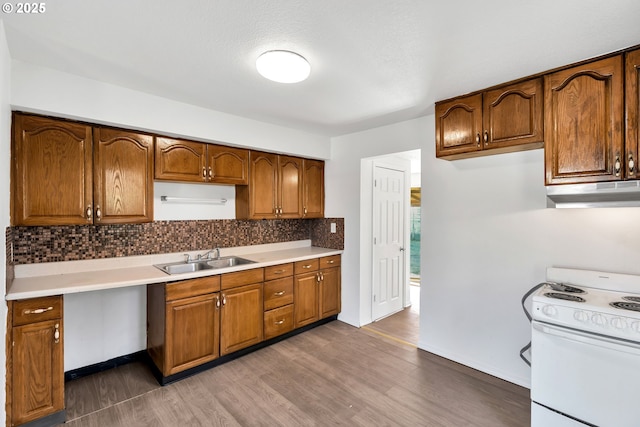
top-left (3, 0), bottom-right (640, 137)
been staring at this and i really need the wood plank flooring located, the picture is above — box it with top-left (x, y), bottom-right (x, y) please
top-left (363, 284), bottom-right (420, 345)
top-left (59, 321), bottom-right (530, 426)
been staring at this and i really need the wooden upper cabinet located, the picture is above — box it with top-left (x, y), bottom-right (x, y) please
top-left (544, 56), bottom-right (624, 185)
top-left (626, 49), bottom-right (640, 181)
top-left (236, 151), bottom-right (306, 219)
top-left (436, 78), bottom-right (544, 160)
top-left (303, 159), bottom-right (324, 218)
top-left (94, 127), bottom-right (154, 224)
top-left (12, 113), bottom-right (93, 226)
top-left (483, 78), bottom-right (544, 149)
top-left (435, 94), bottom-right (483, 158)
top-left (278, 155), bottom-right (303, 218)
top-left (155, 137), bottom-right (249, 185)
top-left (12, 113), bottom-right (154, 226)
top-left (155, 137), bottom-right (207, 182)
top-left (208, 145), bottom-right (249, 185)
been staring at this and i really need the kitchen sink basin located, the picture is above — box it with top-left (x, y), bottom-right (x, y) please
top-left (154, 256), bottom-right (255, 275)
top-left (206, 256), bottom-right (255, 269)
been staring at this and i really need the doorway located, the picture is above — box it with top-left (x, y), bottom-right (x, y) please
top-left (360, 150), bottom-right (421, 344)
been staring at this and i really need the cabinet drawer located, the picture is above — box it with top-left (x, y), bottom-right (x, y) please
top-left (13, 296), bottom-right (62, 326)
top-left (264, 263), bottom-right (294, 281)
top-left (166, 275), bottom-right (221, 301)
top-left (263, 277), bottom-right (294, 310)
top-left (319, 255), bottom-right (341, 269)
top-left (295, 258), bottom-right (319, 274)
top-left (264, 304), bottom-right (294, 340)
top-left (221, 268), bottom-right (264, 290)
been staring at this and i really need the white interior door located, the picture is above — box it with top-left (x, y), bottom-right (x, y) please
top-left (372, 164), bottom-right (405, 321)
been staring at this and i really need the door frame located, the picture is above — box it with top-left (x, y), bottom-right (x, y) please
top-left (359, 154), bottom-right (411, 326)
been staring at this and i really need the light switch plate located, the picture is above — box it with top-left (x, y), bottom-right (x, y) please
top-left (330, 222), bottom-right (337, 233)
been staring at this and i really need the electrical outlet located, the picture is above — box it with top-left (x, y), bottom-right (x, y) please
top-left (330, 222), bottom-right (336, 233)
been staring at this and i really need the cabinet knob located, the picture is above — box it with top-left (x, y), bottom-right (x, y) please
top-left (615, 155), bottom-right (621, 177)
top-left (274, 319), bottom-right (285, 325)
top-left (202, 167), bottom-right (207, 179)
top-left (54, 323), bottom-right (60, 344)
top-left (95, 206), bottom-right (102, 221)
top-left (476, 133), bottom-right (480, 147)
top-left (274, 291), bottom-right (286, 296)
top-left (222, 295), bottom-right (227, 306)
top-left (208, 167), bottom-right (213, 179)
top-left (86, 206), bottom-right (93, 219)
top-left (483, 131), bottom-right (489, 145)
top-left (629, 154), bottom-right (636, 176)
top-left (215, 295), bottom-right (221, 309)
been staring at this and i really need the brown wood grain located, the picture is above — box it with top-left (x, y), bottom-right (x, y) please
top-left (319, 266), bottom-right (341, 319)
top-left (263, 276), bottom-right (294, 310)
top-left (207, 144), bottom-right (249, 185)
top-left (435, 93), bottom-right (483, 158)
top-left (263, 304), bottom-right (294, 340)
top-left (293, 271), bottom-right (319, 328)
top-left (303, 158), bottom-right (324, 218)
top-left (220, 283), bottom-right (263, 355)
top-left (264, 263), bottom-right (293, 281)
top-left (154, 137), bottom-right (207, 182)
top-left (165, 275), bottom-right (221, 301)
top-left (278, 155), bottom-right (304, 218)
top-left (544, 55), bottom-right (624, 184)
top-left (626, 49), bottom-right (640, 180)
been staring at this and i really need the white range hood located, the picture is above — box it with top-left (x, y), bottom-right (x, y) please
top-left (546, 181), bottom-right (640, 208)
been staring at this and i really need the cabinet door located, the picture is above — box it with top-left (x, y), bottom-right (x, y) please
top-left (294, 271), bottom-right (319, 328)
top-left (12, 114), bottom-right (93, 226)
top-left (626, 49), bottom-right (640, 180)
top-left (165, 293), bottom-right (220, 375)
top-left (207, 145), bottom-right (249, 185)
top-left (12, 319), bottom-right (63, 425)
top-left (483, 78), bottom-right (544, 149)
top-left (303, 159), bottom-right (324, 218)
top-left (94, 127), bottom-right (154, 223)
top-left (246, 151), bottom-right (278, 219)
top-left (544, 56), bottom-right (624, 185)
top-left (319, 267), bottom-right (341, 319)
top-left (435, 94), bottom-right (483, 158)
top-left (278, 155), bottom-right (304, 218)
top-left (220, 283), bottom-right (263, 355)
top-left (155, 137), bottom-right (207, 182)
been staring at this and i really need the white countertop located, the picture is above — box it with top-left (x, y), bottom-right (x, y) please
top-left (7, 240), bottom-right (342, 300)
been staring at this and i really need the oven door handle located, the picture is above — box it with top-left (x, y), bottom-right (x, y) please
top-left (533, 321), bottom-right (640, 356)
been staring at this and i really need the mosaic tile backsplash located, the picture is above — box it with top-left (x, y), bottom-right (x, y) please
top-left (9, 218), bottom-right (344, 265)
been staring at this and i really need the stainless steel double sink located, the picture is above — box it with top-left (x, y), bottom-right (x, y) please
top-left (154, 256), bottom-right (255, 275)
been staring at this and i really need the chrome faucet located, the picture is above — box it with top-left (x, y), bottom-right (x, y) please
top-left (199, 247), bottom-right (220, 260)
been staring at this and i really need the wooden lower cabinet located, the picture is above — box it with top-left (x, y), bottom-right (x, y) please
top-left (9, 296), bottom-right (64, 426)
top-left (147, 276), bottom-right (221, 377)
top-left (294, 255), bottom-right (342, 328)
top-left (319, 266), bottom-right (341, 319)
top-left (264, 304), bottom-right (294, 340)
top-left (220, 283), bottom-right (263, 355)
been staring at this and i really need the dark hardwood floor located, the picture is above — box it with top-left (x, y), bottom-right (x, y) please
top-left (59, 320), bottom-right (530, 426)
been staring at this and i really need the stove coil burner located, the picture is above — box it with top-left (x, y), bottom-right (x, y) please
top-left (543, 292), bottom-right (586, 302)
top-left (611, 301), bottom-right (640, 312)
top-left (622, 296), bottom-right (640, 303)
top-left (546, 282), bottom-right (585, 294)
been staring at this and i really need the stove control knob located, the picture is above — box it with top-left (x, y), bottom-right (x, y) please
top-left (631, 321), bottom-right (640, 333)
top-left (541, 305), bottom-right (557, 317)
top-left (611, 317), bottom-right (628, 330)
top-left (573, 311), bottom-right (589, 323)
top-left (591, 314), bottom-right (607, 327)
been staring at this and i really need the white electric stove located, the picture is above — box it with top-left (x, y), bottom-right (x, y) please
top-left (530, 268), bottom-right (640, 427)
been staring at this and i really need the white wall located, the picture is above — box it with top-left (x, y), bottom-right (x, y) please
top-left (326, 119), bottom-right (425, 326)
top-left (11, 61), bottom-right (331, 160)
top-left (0, 21), bottom-right (11, 424)
top-left (8, 60), bottom-right (333, 370)
top-left (327, 114), bottom-right (640, 388)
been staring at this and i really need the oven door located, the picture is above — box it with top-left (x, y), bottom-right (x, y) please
top-left (531, 320), bottom-right (640, 427)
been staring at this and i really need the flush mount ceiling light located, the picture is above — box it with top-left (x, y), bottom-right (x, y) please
top-left (256, 50), bottom-right (310, 83)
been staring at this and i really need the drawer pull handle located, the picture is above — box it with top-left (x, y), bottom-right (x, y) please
top-left (274, 291), bottom-right (286, 296)
top-left (327, 260), bottom-right (335, 264)
top-left (302, 265), bottom-right (312, 269)
top-left (275, 319), bottom-right (285, 325)
top-left (54, 323), bottom-right (60, 344)
top-left (273, 269), bottom-right (285, 274)
top-left (24, 306), bottom-right (53, 315)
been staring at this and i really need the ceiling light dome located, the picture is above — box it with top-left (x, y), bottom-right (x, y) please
top-left (256, 50), bottom-right (310, 83)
